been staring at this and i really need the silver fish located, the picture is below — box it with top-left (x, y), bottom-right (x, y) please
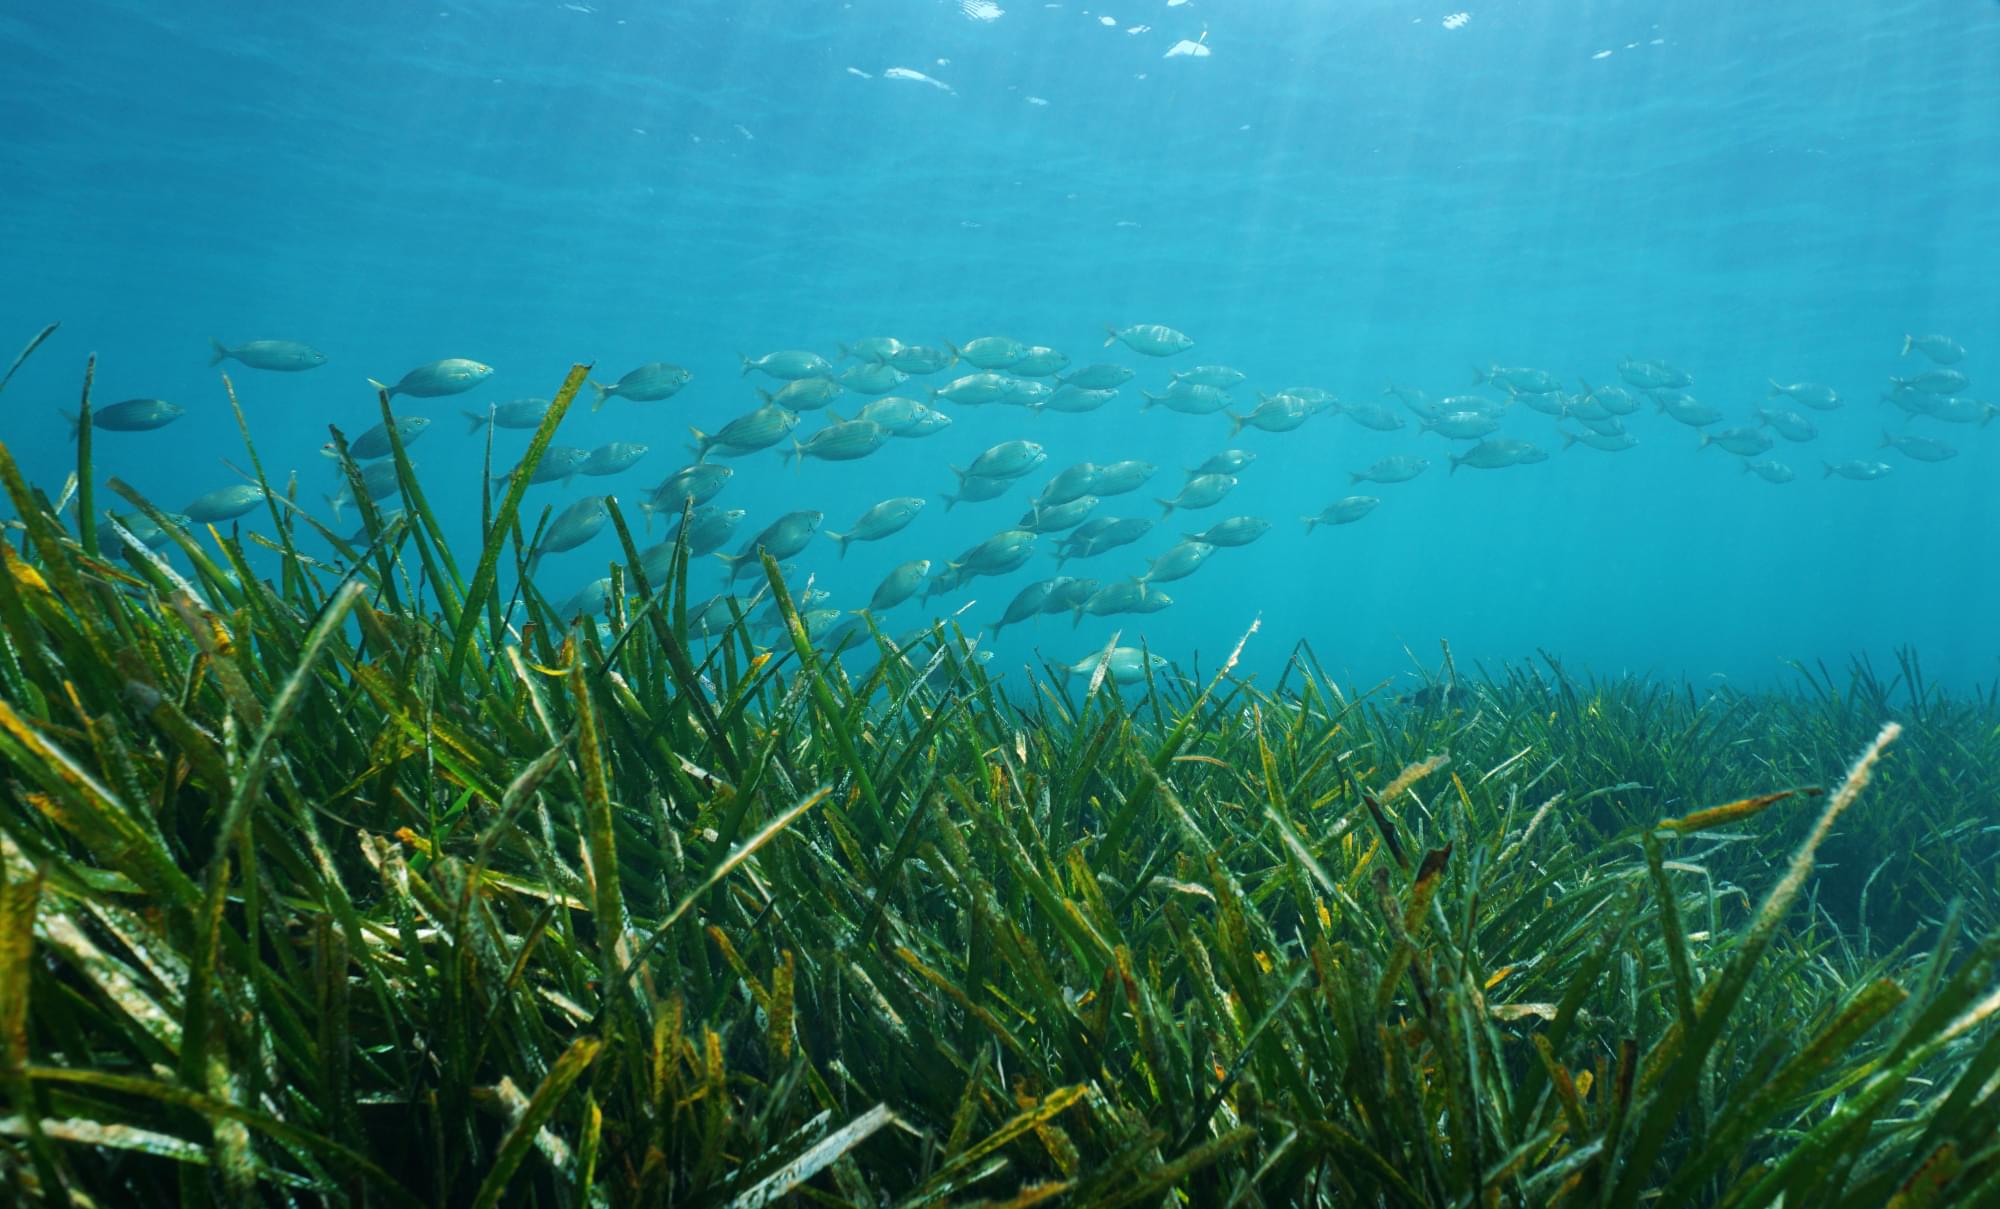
top-left (1091, 460), bottom-right (1158, 496)
top-left (183, 484), bottom-right (268, 523)
top-left (931, 372), bottom-right (1015, 406)
top-left (886, 345), bottom-right (957, 375)
top-left (1018, 495), bottom-right (1099, 534)
top-left (1768, 380), bottom-right (1840, 411)
top-left (1036, 463), bottom-right (1100, 508)
top-left (1173, 365), bottom-right (1247, 389)
top-left (947, 529), bottom-right (1038, 579)
top-left (786, 418), bottom-right (889, 465)
top-left (868, 559), bottom-right (932, 612)
top-left (327, 461), bottom-right (404, 523)
top-left (462, 397), bottom-right (553, 433)
top-left (827, 497), bottom-right (925, 556)
top-left (1349, 455), bottom-right (1428, 485)
top-left (1105, 323), bottom-right (1194, 357)
top-left (1879, 431), bottom-right (1957, 462)
top-left (210, 338), bottom-right (327, 372)
top-left (958, 440), bottom-right (1046, 481)
top-left (856, 396), bottom-right (929, 431)
top-left (943, 473), bottom-right (1016, 510)
top-left (690, 403), bottom-right (800, 460)
top-left (1562, 429), bottom-right (1639, 452)
top-left (497, 445), bottom-right (591, 487)
top-left (1420, 410), bottom-right (1502, 441)
top-left (1056, 516), bottom-right (1152, 565)
top-left (368, 358), bottom-right (492, 399)
top-left (346, 415), bottom-right (431, 459)
top-left (1044, 384), bottom-right (1120, 414)
top-left (1890, 369), bottom-right (1969, 395)
top-left (1755, 408), bottom-right (1818, 442)
top-left (1073, 581), bottom-right (1172, 624)
top-left (837, 361), bottom-right (908, 395)
top-left (1449, 440), bottom-right (1541, 474)
top-left (1823, 459), bottom-right (1893, 480)
top-left (536, 496), bottom-right (610, 557)
top-left (740, 350), bottom-right (833, 380)
top-left (1059, 363), bottom-right (1135, 389)
top-left (896, 405), bottom-right (954, 438)
top-left (590, 362), bottom-right (690, 409)
top-left (1654, 392), bottom-right (1723, 427)
top-left (643, 464), bottom-right (732, 516)
top-left (1156, 473), bottom-right (1235, 516)
top-left (1902, 333), bottom-right (1965, 365)
top-left (1139, 540), bottom-right (1216, 584)
top-left (1337, 400), bottom-right (1407, 432)
top-left (1188, 450), bottom-right (1255, 479)
top-left (1009, 346), bottom-right (1070, 377)
top-left (1476, 365), bottom-right (1560, 394)
top-left (953, 336), bottom-right (1026, 370)
top-left (1140, 382), bottom-right (1230, 415)
top-left (68, 398), bottom-right (183, 436)
top-left (1066, 646), bottom-right (1168, 685)
top-left (1698, 427), bottom-right (1773, 457)
top-left (717, 510), bottom-right (823, 578)
top-left (759, 377), bottom-right (843, 411)
top-left (1743, 460), bottom-right (1795, 484)
top-left (989, 577), bottom-right (1069, 636)
top-left (1301, 496), bottom-right (1378, 533)
top-left (1184, 516), bottom-right (1270, 547)
top-left (1616, 357), bottom-right (1693, 391)
top-left (581, 441), bottom-right (650, 476)
top-left (1229, 394), bottom-right (1312, 436)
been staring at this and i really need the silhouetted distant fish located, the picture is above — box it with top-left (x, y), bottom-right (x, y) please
top-left (463, 398), bottom-right (552, 432)
top-left (1743, 460), bottom-right (1795, 484)
top-left (826, 497), bottom-right (924, 556)
top-left (740, 349), bottom-right (833, 380)
top-left (1880, 431), bottom-right (1957, 462)
top-left (1768, 380), bottom-right (1840, 411)
top-left (1301, 496), bottom-right (1378, 533)
top-left (1890, 368), bottom-right (1969, 395)
top-left (1822, 460), bottom-right (1894, 481)
top-left (1350, 455), bottom-right (1428, 485)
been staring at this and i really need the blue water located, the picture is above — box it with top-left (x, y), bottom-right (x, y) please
top-left (5, 0), bottom-right (1998, 691)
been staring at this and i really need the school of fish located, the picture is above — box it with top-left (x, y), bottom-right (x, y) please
top-left (79, 326), bottom-right (1990, 686)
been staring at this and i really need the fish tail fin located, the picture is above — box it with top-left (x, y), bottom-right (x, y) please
top-left (1767, 378), bottom-right (1783, 397)
top-left (366, 378), bottom-right (396, 399)
top-left (1577, 377), bottom-right (1597, 398)
top-left (1880, 429), bottom-right (1894, 449)
top-left (715, 551), bottom-right (743, 577)
top-left (827, 530), bottom-right (850, 558)
top-left (589, 382), bottom-right (612, 412)
top-left (324, 493), bottom-right (346, 527)
top-left (836, 342), bottom-right (852, 361)
top-left (1071, 606), bottom-right (1084, 628)
top-left (782, 439), bottom-right (801, 471)
top-left (739, 354), bottom-right (754, 376)
top-left (1470, 364), bottom-right (1488, 386)
top-left (1347, 471), bottom-right (1364, 485)
top-left (1226, 413), bottom-right (1246, 438)
top-left (208, 338), bottom-right (230, 367)
top-left (462, 409), bottom-right (490, 434)
top-left (687, 426), bottom-right (711, 463)
top-left (1739, 460), bottom-right (1754, 476)
top-left (1448, 455), bottom-right (1462, 475)
top-left (1155, 497), bottom-right (1174, 519)
top-left (1103, 323), bottom-right (1118, 348)
top-left (1561, 430), bottom-right (1577, 450)
top-left (757, 387), bottom-right (776, 404)
top-left (1697, 432), bottom-right (1713, 451)
top-left (1901, 334), bottom-right (1914, 357)
top-left (59, 409), bottom-right (78, 441)
top-left (948, 464), bottom-right (967, 486)
top-left (1300, 515), bottom-right (1318, 535)
top-left (1822, 461), bottom-right (1837, 478)
top-left (942, 492), bottom-right (959, 511)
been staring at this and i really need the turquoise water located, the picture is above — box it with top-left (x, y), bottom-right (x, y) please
top-left (4, 0), bottom-right (1997, 688)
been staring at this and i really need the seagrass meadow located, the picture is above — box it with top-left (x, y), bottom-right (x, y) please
top-left (7, 350), bottom-right (2000, 1207)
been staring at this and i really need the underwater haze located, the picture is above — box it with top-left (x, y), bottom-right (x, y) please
top-left (4, 0), bottom-right (1998, 688)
